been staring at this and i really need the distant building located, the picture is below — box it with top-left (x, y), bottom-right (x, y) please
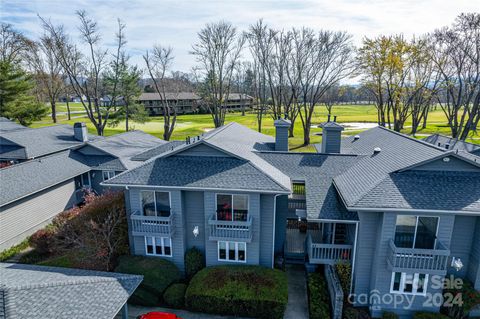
top-left (138, 92), bottom-right (254, 115)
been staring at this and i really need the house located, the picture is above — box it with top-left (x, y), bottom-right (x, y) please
top-left (103, 120), bottom-right (480, 318)
top-left (0, 262), bottom-right (142, 319)
top-left (0, 119), bottom-right (165, 251)
top-left (138, 92), bottom-right (254, 115)
top-left (423, 133), bottom-right (480, 156)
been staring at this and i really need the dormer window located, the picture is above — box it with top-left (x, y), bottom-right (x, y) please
top-left (141, 191), bottom-right (171, 217)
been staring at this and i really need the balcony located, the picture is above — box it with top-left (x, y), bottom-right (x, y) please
top-left (307, 234), bottom-right (353, 265)
top-left (130, 210), bottom-right (175, 236)
top-left (387, 239), bottom-right (450, 275)
top-left (208, 214), bottom-right (253, 242)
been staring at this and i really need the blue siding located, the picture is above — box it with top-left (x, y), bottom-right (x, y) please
top-left (183, 191), bottom-right (206, 254)
top-left (259, 194), bottom-right (275, 267)
top-left (176, 143), bottom-right (229, 157)
top-left (449, 216), bottom-right (476, 278)
top-left (275, 126), bottom-right (289, 152)
top-left (274, 195), bottom-right (288, 254)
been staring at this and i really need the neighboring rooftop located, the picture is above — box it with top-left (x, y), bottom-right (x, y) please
top-left (423, 133), bottom-right (480, 155)
top-left (0, 118), bottom-right (27, 133)
top-left (131, 140), bottom-right (185, 161)
top-left (0, 150), bottom-right (90, 207)
top-left (0, 125), bottom-right (102, 160)
top-left (0, 262), bottom-right (142, 319)
top-left (139, 92), bottom-right (201, 101)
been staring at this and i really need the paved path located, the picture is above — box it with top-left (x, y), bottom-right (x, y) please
top-left (283, 264), bottom-right (309, 319)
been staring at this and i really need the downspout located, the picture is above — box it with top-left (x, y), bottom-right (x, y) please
top-left (350, 221), bottom-right (359, 296)
top-left (272, 194), bottom-right (280, 268)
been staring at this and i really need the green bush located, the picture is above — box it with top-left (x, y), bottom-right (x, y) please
top-left (115, 255), bottom-right (181, 306)
top-left (413, 312), bottom-right (450, 319)
top-left (335, 262), bottom-right (352, 295)
top-left (343, 307), bottom-right (360, 319)
top-left (308, 272), bottom-right (331, 319)
top-left (382, 311), bottom-right (399, 319)
top-left (0, 239), bottom-right (29, 262)
top-left (185, 265), bottom-right (288, 319)
top-left (185, 247), bottom-right (204, 280)
top-left (164, 283), bottom-right (187, 308)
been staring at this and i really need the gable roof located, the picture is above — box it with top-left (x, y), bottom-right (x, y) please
top-left (423, 133), bottom-right (480, 154)
top-left (85, 131), bottom-right (165, 170)
top-left (0, 150), bottom-right (90, 207)
top-left (0, 118), bottom-right (26, 133)
top-left (104, 123), bottom-right (291, 193)
top-left (334, 126), bottom-right (447, 208)
top-left (0, 263), bottom-right (142, 319)
top-left (0, 125), bottom-right (102, 160)
top-left (258, 152), bottom-right (360, 220)
top-left (131, 140), bottom-right (185, 161)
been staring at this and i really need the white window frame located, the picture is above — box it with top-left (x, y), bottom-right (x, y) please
top-left (390, 272), bottom-right (428, 296)
top-left (140, 190), bottom-right (171, 217)
top-left (215, 193), bottom-right (250, 221)
top-left (144, 236), bottom-right (172, 257)
top-left (394, 215), bottom-right (440, 249)
top-left (217, 241), bottom-right (247, 263)
top-left (102, 170), bottom-right (116, 181)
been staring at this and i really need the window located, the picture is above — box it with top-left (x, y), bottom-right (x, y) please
top-left (141, 191), bottom-right (171, 217)
top-left (102, 170), bottom-right (116, 181)
top-left (218, 241), bottom-right (246, 262)
top-left (394, 216), bottom-right (439, 249)
top-left (145, 236), bottom-right (172, 257)
top-left (390, 272), bottom-right (428, 295)
top-left (216, 194), bottom-right (248, 222)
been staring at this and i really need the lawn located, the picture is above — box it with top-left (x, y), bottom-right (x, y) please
top-left (32, 103), bottom-right (479, 150)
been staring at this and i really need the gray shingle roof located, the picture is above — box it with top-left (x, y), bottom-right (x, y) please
top-left (72, 152), bottom-right (126, 171)
top-left (131, 140), bottom-right (184, 161)
top-left (334, 127), bottom-right (446, 208)
top-left (423, 133), bottom-right (480, 154)
top-left (0, 125), bottom-right (102, 160)
top-left (257, 152), bottom-right (360, 220)
top-left (103, 156), bottom-right (289, 193)
top-left (0, 150), bottom-right (90, 207)
top-left (0, 262), bottom-right (142, 319)
top-left (0, 118), bottom-right (26, 133)
top-left (139, 92), bottom-right (201, 101)
top-left (86, 131), bottom-right (165, 169)
top-left (353, 170), bottom-right (480, 212)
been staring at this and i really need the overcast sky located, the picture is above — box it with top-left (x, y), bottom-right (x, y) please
top-left (1, 0), bottom-right (479, 75)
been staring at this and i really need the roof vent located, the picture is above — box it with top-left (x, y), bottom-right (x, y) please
top-left (373, 147), bottom-right (382, 154)
top-left (445, 143), bottom-right (450, 150)
top-left (353, 135), bottom-right (360, 141)
top-left (443, 157), bottom-right (450, 162)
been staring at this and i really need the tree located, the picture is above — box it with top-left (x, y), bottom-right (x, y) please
top-left (191, 21), bottom-right (246, 127)
top-left (40, 11), bottom-right (126, 135)
top-left (26, 34), bottom-right (64, 123)
top-left (431, 13), bottom-right (480, 139)
top-left (143, 45), bottom-right (177, 140)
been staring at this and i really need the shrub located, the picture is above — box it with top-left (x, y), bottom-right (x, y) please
top-left (164, 283), bottom-right (187, 308)
top-left (413, 312), bottom-right (449, 319)
top-left (335, 262), bottom-right (352, 295)
top-left (115, 255), bottom-right (181, 306)
top-left (442, 278), bottom-right (480, 318)
top-left (29, 227), bottom-right (56, 255)
top-left (343, 307), bottom-right (360, 319)
top-left (185, 247), bottom-right (204, 280)
top-left (308, 272), bottom-right (331, 319)
top-left (185, 265), bottom-right (288, 319)
top-left (0, 239), bottom-right (29, 262)
top-left (382, 311), bottom-right (399, 319)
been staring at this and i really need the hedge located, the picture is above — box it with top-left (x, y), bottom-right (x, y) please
top-left (115, 255), bottom-right (181, 306)
top-left (164, 283), bottom-right (187, 308)
top-left (308, 272), bottom-right (331, 319)
top-left (185, 265), bottom-right (288, 319)
top-left (413, 312), bottom-right (450, 319)
top-left (382, 311), bottom-right (399, 319)
top-left (185, 247), bottom-right (205, 280)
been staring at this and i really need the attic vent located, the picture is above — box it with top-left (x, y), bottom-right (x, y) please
top-left (373, 147), bottom-right (382, 154)
top-left (443, 157), bottom-right (450, 162)
top-left (353, 135), bottom-right (360, 141)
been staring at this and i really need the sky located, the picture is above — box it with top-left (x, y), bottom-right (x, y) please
top-left (1, 0), bottom-right (479, 75)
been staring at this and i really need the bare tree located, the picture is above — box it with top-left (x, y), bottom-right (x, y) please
top-left (26, 35), bottom-right (64, 123)
top-left (191, 21), bottom-right (246, 127)
top-left (143, 46), bottom-right (177, 140)
top-left (431, 13), bottom-right (480, 139)
top-left (0, 23), bottom-right (31, 65)
top-left (40, 11), bottom-right (125, 135)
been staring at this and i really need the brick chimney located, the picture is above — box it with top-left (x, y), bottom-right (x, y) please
top-left (274, 118), bottom-right (291, 152)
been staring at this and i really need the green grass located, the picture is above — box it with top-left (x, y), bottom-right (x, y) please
top-left (32, 103), bottom-right (479, 150)
top-left (0, 239), bottom-right (29, 262)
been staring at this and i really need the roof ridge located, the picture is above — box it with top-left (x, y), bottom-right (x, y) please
top-left (0, 149), bottom-right (73, 171)
top-left (203, 122), bottom-right (235, 140)
top-left (376, 126), bottom-right (446, 152)
top-left (256, 150), bottom-right (359, 157)
top-left (88, 130), bottom-right (144, 143)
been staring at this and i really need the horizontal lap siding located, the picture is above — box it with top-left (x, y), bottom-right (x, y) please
top-left (0, 179), bottom-right (77, 250)
top-left (259, 194), bottom-right (274, 267)
top-left (274, 195), bottom-right (288, 254)
top-left (449, 216), bottom-right (476, 278)
top-left (183, 191), bottom-right (205, 254)
top-left (175, 144), bottom-right (228, 157)
top-left (468, 218), bottom-right (480, 289)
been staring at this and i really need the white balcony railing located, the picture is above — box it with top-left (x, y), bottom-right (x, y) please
top-left (208, 214), bottom-right (253, 242)
top-left (307, 235), bottom-right (353, 265)
top-left (130, 210), bottom-right (175, 236)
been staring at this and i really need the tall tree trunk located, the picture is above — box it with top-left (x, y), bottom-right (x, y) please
top-left (66, 98), bottom-right (71, 121)
top-left (303, 124), bottom-right (310, 146)
top-left (125, 104), bottom-right (129, 132)
top-left (51, 100), bottom-right (57, 123)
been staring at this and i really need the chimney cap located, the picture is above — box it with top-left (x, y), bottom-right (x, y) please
top-left (319, 121), bottom-right (344, 131)
top-left (274, 118), bottom-right (291, 127)
top-left (74, 122), bottom-right (87, 128)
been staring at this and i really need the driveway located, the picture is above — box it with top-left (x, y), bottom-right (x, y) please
top-left (283, 264), bottom-right (309, 319)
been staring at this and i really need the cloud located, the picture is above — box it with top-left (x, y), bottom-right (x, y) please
top-left (1, 0), bottom-right (478, 76)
